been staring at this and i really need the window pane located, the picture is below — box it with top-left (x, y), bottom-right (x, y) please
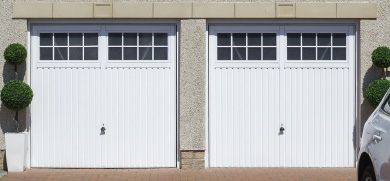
top-left (84, 47), bottom-right (98, 60)
top-left (333, 33), bottom-right (346, 46)
top-left (318, 33), bottom-right (331, 46)
top-left (333, 48), bottom-right (346, 60)
top-left (40, 33), bottom-right (53, 46)
top-left (248, 48), bottom-right (261, 60)
top-left (287, 47), bottom-right (300, 60)
top-left (108, 33), bottom-right (122, 46)
top-left (248, 33), bottom-right (261, 46)
top-left (40, 47), bottom-right (52, 60)
top-left (123, 47), bottom-right (137, 60)
top-left (69, 33), bottom-right (82, 46)
top-left (302, 33), bottom-right (316, 46)
top-left (287, 33), bottom-right (300, 46)
top-left (217, 33), bottom-right (230, 46)
top-left (54, 33), bottom-right (67, 46)
top-left (139, 47), bottom-right (152, 60)
top-left (54, 47), bottom-right (68, 60)
top-left (263, 33), bottom-right (276, 46)
top-left (302, 47), bottom-right (316, 60)
top-left (218, 48), bottom-right (230, 60)
top-left (154, 47), bottom-right (168, 60)
top-left (233, 33), bottom-right (246, 46)
top-left (139, 33), bottom-right (152, 46)
top-left (263, 47), bottom-right (277, 60)
top-left (317, 47), bottom-right (331, 60)
top-left (384, 100), bottom-right (390, 113)
top-left (154, 33), bottom-right (168, 46)
top-left (69, 47), bottom-right (82, 60)
top-left (124, 33), bottom-right (137, 46)
top-left (109, 47), bottom-right (122, 60)
top-left (233, 47), bottom-right (246, 60)
top-left (85, 33), bottom-right (98, 46)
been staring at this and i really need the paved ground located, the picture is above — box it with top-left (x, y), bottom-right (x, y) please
top-left (0, 168), bottom-right (356, 181)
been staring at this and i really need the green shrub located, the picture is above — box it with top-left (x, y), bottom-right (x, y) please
top-left (371, 46), bottom-right (390, 68)
top-left (1, 80), bottom-right (33, 110)
top-left (365, 79), bottom-right (390, 108)
top-left (3, 43), bottom-right (27, 65)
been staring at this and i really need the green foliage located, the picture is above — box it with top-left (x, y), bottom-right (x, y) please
top-left (371, 46), bottom-right (390, 68)
top-left (3, 43), bottom-right (27, 65)
top-left (1, 80), bottom-right (33, 110)
top-left (365, 80), bottom-right (390, 108)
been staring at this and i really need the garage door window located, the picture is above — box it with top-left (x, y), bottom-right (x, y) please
top-left (39, 33), bottom-right (99, 61)
top-left (287, 33), bottom-right (347, 61)
top-left (108, 32), bottom-right (168, 61)
top-left (217, 33), bottom-right (277, 61)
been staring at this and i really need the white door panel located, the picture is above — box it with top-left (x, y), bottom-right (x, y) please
top-left (210, 68), bottom-right (280, 167)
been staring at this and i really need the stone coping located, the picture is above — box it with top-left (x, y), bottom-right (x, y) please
top-left (13, 2), bottom-right (377, 19)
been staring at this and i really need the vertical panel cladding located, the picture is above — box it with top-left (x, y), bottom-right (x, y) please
top-left (103, 67), bottom-right (174, 168)
top-left (282, 67), bottom-right (352, 167)
top-left (31, 67), bottom-right (175, 168)
top-left (210, 67), bottom-right (280, 167)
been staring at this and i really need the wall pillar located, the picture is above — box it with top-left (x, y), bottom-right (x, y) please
top-left (179, 19), bottom-right (206, 169)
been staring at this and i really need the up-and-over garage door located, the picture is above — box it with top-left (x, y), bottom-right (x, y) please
top-left (209, 25), bottom-right (356, 167)
top-left (30, 25), bottom-right (177, 168)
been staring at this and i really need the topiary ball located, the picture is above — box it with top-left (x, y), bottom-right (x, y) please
top-left (3, 43), bottom-right (27, 65)
top-left (1, 80), bottom-right (33, 110)
top-left (365, 79), bottom-right (390, 108)
top-left (371, 46), bottom-right (390, 68)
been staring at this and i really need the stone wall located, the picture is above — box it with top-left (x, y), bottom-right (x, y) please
top-left (181, 151), bottom-right (205, 170)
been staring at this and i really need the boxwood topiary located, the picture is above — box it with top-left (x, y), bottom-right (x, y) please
top-left (371, 46), bottom-right (390, 68)
top-left (1, 80), bottom-right (33, 110)
top-left (3, 43), bottom-right (27, 65)
top-left (365, 79), bottom-right (390, 108)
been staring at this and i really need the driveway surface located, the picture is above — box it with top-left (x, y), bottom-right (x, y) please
top-left (0, 168), bottom-right (356, 180)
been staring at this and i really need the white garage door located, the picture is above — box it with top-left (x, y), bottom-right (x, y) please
top-left (30, 25), bottom-right (177, 168)
top-left (209, 25), bottom-right (355, 167)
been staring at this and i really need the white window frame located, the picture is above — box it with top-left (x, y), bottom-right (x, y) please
top-left (283, 26), bottom-right (354, 69)
top-left (105, 25), bottom-right (175, 65)
top-left (32, 25), bottom-right (103, 68)
top-left (209, 25), bottom-right (281, 69)
top-left (31, 25), bottom-right (176, 69)
top-left (209, 25), bottom-right (354, 69)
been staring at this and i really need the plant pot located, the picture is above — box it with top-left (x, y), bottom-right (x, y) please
top-left (5, 132), bottom-right (28, 172)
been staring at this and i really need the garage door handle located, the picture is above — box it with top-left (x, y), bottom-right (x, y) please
top-left (372, 135), bottom-right (382, 141)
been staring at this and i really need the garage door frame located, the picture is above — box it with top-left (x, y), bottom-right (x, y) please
top-left (205, 20), bottom-right (359, 168)
top-left (26, 19), bottom-right (181, 169)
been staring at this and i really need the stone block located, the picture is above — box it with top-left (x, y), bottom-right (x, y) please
top-left (13, 3), bottom-right (52, 18)
top-left (154, 3), bottom-right (192, 18)
top-left (193, 3), bottom-right (234, 18)
top-left (276, 3), bottom-right (295, 18)
top-left (181, 151), bottom-right (194, 159)
top-left (113, 3), bottom-right (153, 18)
top-left (194, 151), bottom-right (204, 159)
top-left (53, 3), bottom-right (93, 18)
top-left (296, 3), bottom-right (336, 18)
top-left (235, 3), bottom-right (275, 18)
top-left (94, 3), bottom-right (112, 18)
top-left (192, 159), bottom-right (205, 165)
top-left (181, 159), bottom-right (192, 165)
top-left (337, 3), bottom-right (377, 18)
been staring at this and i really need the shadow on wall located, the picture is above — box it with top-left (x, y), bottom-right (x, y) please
top-left (361, 65), bottom-right (380, 132)
top-left (0, 61), bottom-right (27, 133)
